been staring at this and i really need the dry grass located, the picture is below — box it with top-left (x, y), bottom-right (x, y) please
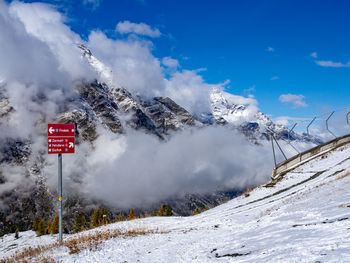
top-left (64, 228), bottom-right (157, 255)
top-left (1, 228), bottom-right (164, 263)
top-left (335, 171), bottom-right (350, 181)
top-left (0, 243), bottom-right (60, 263)
top-left (37, 256), bottom-right (56, 263)
top-left (243, 187), bottom-right (255, 197)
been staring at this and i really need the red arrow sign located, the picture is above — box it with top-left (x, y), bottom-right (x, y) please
top-left (48, 124), bottom-right (75, 154)
top-left (48, 124), bottom-right (75, 137)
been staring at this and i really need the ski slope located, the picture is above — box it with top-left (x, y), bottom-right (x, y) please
top-left (1, 144), bottom-right (350, 262)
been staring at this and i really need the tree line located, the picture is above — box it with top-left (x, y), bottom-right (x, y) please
top-left (17, 204), bottom-right (210, 238)
top-left (30, 204), bottom-right (177, 237)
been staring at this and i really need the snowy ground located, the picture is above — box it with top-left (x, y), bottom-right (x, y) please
top-left (1, 144), bottom-right (350, 262)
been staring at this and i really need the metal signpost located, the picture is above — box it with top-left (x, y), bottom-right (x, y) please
top-left (48, 124), bottom-right (75, 242)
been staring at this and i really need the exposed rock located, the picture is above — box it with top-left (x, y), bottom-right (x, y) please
top-left (56, 109), bottom-right (98, 144)
top-left (0, 89), bottom-right (14, 120)
top-left (0, 139), bottom-right (31, 165)
top-left (77, 82), bottom-right (123, 134)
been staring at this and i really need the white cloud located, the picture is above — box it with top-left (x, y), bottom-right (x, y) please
top-left (310, 52), bottom-right (318, 58)
top-left (9, 1), bottom-right (94, 81)
top-left (0, 0), bottom-right (99, 153)
top-left (82, 0), bottom-right (102, 10)
top-left (274, 116), bottom-right (293, 126)
top-left (279, 93), bottom-right (307, 108)
top-left (244, 85), bottom-right (256, 94)
top-left (224, 91), bottom-right (257, 107)
top-left (270, 76), bottom-right (280, 80)
top-left (267, 46), bottom-right (274, 52)
top-left (315, 60), bottom-right (350, 68)
top-left (87, 29), bottom-right (227, 113)
top-left (273, 116), bottom-right (310, 126)
top-left (116, 20), bottom-right (161, 38)
top-left (53, 126), bottom-right (274, 208)
top-left (87, 30), bottom-right (165, 98)
top-left (162, 57), bottom-right (179, 68)
top-left (164, 70), bottom-right (222, 113)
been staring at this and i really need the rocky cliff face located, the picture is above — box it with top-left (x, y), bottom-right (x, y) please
top-left (76, 44), bottom-right (202, 136)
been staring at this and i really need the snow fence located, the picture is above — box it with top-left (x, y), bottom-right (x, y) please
top-left (272, 133), bottom-right (350, 180)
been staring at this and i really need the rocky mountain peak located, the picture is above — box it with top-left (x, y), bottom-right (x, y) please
top-left (209, 88), bottom-right (322, 144)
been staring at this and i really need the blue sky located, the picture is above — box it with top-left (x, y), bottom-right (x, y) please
top-left (17, 0), bottom-right (350, 128)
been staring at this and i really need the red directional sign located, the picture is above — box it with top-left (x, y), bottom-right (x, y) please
top-left (48, 124), bottom-right (75, 137)
top-left (48, 124), bottom-right (75, 154)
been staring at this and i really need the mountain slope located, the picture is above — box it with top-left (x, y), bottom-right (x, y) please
top-left (2, 141), bottom-right (349, 262)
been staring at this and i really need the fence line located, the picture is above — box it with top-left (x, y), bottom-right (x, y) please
top-left (271, 133), bottom-right (350, 180)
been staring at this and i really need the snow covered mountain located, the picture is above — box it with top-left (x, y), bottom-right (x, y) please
top-left (210, 88), bottom-right (322, 144)
top-left (77, 44), bottom-right (320, 144)
top-left (2, 139), bottom-right (349, 262)
top-left (74, 44), bottom-right (202, 139)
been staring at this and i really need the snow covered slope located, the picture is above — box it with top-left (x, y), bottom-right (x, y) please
top-left (2, 142), bottom-right (350, 262)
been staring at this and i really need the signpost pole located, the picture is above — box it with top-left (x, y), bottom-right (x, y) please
top-left (48, 123), bottom-right (75, 243)
top-left (58, 153), bottom-right (63, 243)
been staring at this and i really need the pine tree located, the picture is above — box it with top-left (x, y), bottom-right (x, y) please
top-left (90, 208), bottom-right (101, 228)
top-left (158, 205), bottom-right (165, 216)
top-left (73, 213), bottom-right (86, 233)
top-left (151, 211), bottom-right (157, 216)
top-left (51, 214), bottom-right (59, 234)
top-left (47, 220), bottom-right (53, 234)
top-left (32, 217), bottom-right (40, 232)
top-left (128, 208), bottom-right (136, 220)
top-left (164, 205), bottom-right (173, 216)
top-left (193, 207), bottom-right (201, 215)
top-left (117, 212), bottom-right (124, 221)
top-left (100, 208), bottom-right (109, 225)
top-left (90, 208), bottom-right (110, 228)
top-left (37, 219), bottom-right (47, 236)
top-left (15, 228), bottom-right (19, 239)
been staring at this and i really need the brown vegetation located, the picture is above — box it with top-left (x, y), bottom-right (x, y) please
top-left (192, 206), bottom-right (209, 215)
top-left (243, 187), bottom-right (255, 197)
top-left (65, 228), bottom-right (158, 255)
top-left (335, 171), bottom-right (350, 181)
top-left (1, 227), bottom-right (164, 263)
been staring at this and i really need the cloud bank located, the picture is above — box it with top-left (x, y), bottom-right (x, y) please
top-left (0, 0), bottom-right (96, 141)
top-left (42, 126), bottom-right (275, 208)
